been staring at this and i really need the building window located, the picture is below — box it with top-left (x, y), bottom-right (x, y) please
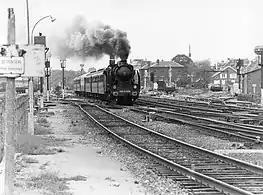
top-left (230, 73), bottom-right (237, 78)
top-left (231, 80), bottom-right (236, 83)
top-left (221, 80), bottom-right (226, 85)
top-left (220, 73), bottom-right (226, 79)
top-left (214, 80), bottom-right (220, 85)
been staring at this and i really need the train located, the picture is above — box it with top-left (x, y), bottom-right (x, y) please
top-left (73, 55), bottom-right (141, 105)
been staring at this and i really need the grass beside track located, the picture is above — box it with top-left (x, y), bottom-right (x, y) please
top-left (14, 110), bottom-right (86, 195)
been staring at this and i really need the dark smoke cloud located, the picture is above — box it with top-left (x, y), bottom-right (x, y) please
top-left (54, 15), bottom-right (131, 60)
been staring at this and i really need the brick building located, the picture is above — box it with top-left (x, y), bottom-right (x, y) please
top-left (139, 60), bottom-right (184, 88)
top-left (243, 68), bottom-right (261, 95)
top-left (210, 66), bottom-right (238, 90)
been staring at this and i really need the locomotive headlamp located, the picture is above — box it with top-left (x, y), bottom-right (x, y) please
top-left (113, 85), bottom-right (117, 89)
top-left (133, 85), bottom-right (137, 89)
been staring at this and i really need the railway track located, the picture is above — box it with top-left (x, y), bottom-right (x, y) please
top-left (69, 99), bottom-right (263, 195)
top-left (130, 106), bottom-right (263, 144)
top-left (138, 96), bottom-right (261, 114)
top-left (137, 97), bottom-right (263, 126)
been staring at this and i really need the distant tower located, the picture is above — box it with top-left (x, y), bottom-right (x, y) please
top-left (189, 44), bottom-right (191, 58)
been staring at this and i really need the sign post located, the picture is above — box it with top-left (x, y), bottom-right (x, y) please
top-left (34, 35), bottom-right (46, 108)
top-left (20, 44), bottom-right (45, 134)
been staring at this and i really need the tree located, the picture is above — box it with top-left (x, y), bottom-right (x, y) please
top-left (171, 54), bottom-right (195, 86)
top-left (172, 54), bottom-right (193, 66)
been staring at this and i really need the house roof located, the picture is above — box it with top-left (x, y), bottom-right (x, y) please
top-left (245, 59), bottom-right (259, 73)
top-left (140, 61), bottom-right (184, 69)
top-left (244, 66), bottom-right (261, 75)
top-left (212, 65), bottom-right (237, 77)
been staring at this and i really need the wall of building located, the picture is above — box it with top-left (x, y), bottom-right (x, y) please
top-left (212, 68), bottom-right (238, 89)
top-left (139, 67), bottom-right (184, 89)
top-left (244, 69), bottom-right (261, 95)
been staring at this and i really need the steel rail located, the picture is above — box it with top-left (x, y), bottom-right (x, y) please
top-left (136, 102), bottom-right (263, 136)
top-left (70, 101), bottom-right (263, 195)
top-left (129, 107), bottom-right (262, 143)
top-left (139, 96), bottom-right (260, 113)
top-left (137, 98), bottom-right (226, 113)
top-left (156, 107), bottom-right (263, 135)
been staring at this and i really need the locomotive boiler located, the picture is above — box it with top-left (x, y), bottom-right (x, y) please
top-left (73, 55), bottom-right (140, 105)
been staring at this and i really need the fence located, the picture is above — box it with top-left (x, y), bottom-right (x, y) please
top-left (0, 94), bottom-right (29, 163)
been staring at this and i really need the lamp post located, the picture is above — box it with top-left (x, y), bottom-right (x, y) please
top-left (254, 45), bottom-right (263, 107)
top-left (60, 59), bottom-right (66, 99)
top-left (30, 15), bottom-right (55, 44)
top-left (30, 16), bottom-right (55, 107)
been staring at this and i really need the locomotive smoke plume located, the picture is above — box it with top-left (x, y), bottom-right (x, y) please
top-left (55, 16), bottom-right (131, 61)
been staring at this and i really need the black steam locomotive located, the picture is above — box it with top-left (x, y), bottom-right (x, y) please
top-left (73, 55), bottom-right (140, 105)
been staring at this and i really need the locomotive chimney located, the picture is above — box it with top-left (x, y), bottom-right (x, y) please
top-left (110, 54), bottom-right (115, 66)
top-left (120, 53), bottom-right (128, 63)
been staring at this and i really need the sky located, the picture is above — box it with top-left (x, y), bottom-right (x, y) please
top-left (0, 0), bottom-right (263, 71)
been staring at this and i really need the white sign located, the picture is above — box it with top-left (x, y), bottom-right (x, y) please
top-left (0, 57), bottom-right (24, 74)
top-left (22, 45), bottom-right (45, 77)
top-left (0, 45), bottom-right (25, 75)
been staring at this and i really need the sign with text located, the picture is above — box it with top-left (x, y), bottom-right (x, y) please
top-left (0, 45), bottom-right (24, 74)
top-left (22, 44), bottom-right (45, 77)
top-left (0, 44), bottom-right (45, 77)
top-left (0, 57), bottom-right (24, 74)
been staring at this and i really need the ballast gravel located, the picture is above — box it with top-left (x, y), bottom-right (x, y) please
top-left (109, 108), bottom-right (263, 167)
top-left (64, 104), bottom-right (189, 195)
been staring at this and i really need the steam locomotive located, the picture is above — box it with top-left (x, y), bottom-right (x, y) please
top-left (73, 55), bottom-right (140, 105)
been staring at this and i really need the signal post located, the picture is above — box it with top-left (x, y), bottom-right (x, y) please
top-left (254, 45), bottom-right (263, 107)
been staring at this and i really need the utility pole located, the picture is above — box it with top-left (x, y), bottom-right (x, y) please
top-left (4, 8), bottom-right (16, 195)
top-left (26, 0), bottom-right (34, 135)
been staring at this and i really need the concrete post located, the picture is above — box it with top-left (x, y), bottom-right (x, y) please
top-left (28, 77), bottom-right (34, 135)
top-left (3, 8), bottom-right (16, 195)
